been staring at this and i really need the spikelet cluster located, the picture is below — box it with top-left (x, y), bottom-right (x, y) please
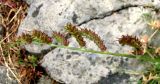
top-left (52, 31), bottom-right (69, 46)
top-left (118, 35), bottom-right (144, 55)
top-left (65, 23), bottom-right (107, 51)
top-left (32, 30), bottom-right (52, 44)
top-left (17, 30), bottom-right (52, 44)
top-left (80, 29), bottom-right (107, 51)
top-left (17, 33), bottom-right (32, 43)
top-left (17, 23), bottom-right (107, 51)
top-left (17, 30), bottom-right (70, 46)
top-left (119, 35), bottom-right (142, 49)
top-left (65, 23), bottom-right (86, 47)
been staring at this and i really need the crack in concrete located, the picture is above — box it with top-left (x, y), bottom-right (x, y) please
top-left (77, 4), bottom-right (157, 26)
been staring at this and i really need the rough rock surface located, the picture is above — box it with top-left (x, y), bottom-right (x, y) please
top-left (0, 66), bottom-right (17, 84)
top-left (19, 0), bottom-right (160, 84)
top-left (37, 75), bottom-right (54, 84)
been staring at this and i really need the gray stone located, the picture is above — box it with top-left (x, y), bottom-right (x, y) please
top-left (41, 48), bottom-right (148, 84)
top-left (18, 0), bottom-right (160, 84)
top-left (37, 75), bottom-right (54, 84)
top-left (0, 66), bottom-right (17, 84)
top-left (24, 43), bottom-right (51, 55)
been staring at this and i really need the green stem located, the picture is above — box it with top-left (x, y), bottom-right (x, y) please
top-left (49, 44), bottom-right (160, 63)
top-left (33, 42), bottom-right (160, 63)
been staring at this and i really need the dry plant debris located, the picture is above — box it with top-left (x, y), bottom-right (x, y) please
top-left (0, 0), bottom-right (53, 84)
